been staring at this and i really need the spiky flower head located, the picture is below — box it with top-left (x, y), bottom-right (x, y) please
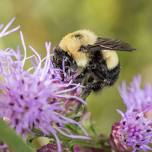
top-left (110, 76), bottom-right (152, 152)
top-left (0, 18), bottom-right (89, 152)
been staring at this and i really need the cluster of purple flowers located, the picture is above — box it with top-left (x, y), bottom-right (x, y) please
top-left (1, 18), bottom-right (152, 152)
top-left (110, 76), bottom-right (152, 152)
top-left (0, 18), bottom-right (89, 152)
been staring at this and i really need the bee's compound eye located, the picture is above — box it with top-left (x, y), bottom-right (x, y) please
top-left (74, 34), bottom-right (83, 39)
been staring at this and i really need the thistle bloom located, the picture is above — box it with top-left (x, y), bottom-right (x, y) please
top-left (0, 18), bottom-right (89, 152)
top-left (110, 76), bottom-right (152, 152)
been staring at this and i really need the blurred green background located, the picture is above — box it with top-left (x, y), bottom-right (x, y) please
top-left (0, 0), bottom-right (152, 136)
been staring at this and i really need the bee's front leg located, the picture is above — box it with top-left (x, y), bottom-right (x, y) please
top-left (90, 81), bottom-right (105, 92)
top-left (81, 81), bottom-right (105, 99)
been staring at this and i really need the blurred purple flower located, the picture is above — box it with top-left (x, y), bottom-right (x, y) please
top-left (119, 76), bottom-right (152, 113)
top-left (0, 18), bottom-right (89, 152)
top-left (0, 142), bottom-right (9, 152)
top-left (110, 76), bottom-right (152, 152)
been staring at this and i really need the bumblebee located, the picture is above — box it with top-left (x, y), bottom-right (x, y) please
top-left (53, 30), bottom-right (135, 98)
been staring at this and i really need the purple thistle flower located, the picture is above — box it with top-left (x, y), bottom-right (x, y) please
top-left (119, 76), bottom-right (152, 113)
top-left (0, 19), bottom-right (89, 152)
top-left (110, 76), bottom-right (152, 152)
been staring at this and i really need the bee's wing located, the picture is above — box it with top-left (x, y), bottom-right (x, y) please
top-left (82, 37), bottom-right (136, 52)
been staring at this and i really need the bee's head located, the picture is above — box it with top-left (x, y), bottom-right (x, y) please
top-left (59, 30), bottom-right (97, 53)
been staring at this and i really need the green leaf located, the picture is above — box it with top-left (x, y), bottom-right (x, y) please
top-left (0, 119), bottom-right (35, 152)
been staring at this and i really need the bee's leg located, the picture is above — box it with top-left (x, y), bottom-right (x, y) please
top-left (75, 80), bottom-right (105, 115)
top-left (81, 86), bottom-right (92, 100)
top-left (75, 75), bottom-right (93, 113)
top-left (75, 84), bottom-right (91, 114)
top-left (74, 67), bottom-right (89, 84)
top-left (81, 81), bottom-right (105, 99)
top-left (90, 81), bottom-right (105, 92)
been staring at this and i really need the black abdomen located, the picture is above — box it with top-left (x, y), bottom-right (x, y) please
top-left (85, 51), bottom-right (120, 91)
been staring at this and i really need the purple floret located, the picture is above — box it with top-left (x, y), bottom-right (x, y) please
top-left (110, 76), bottom-right (152, 152)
